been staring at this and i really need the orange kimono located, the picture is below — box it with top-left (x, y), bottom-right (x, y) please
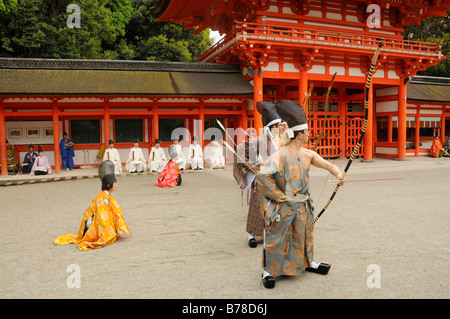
top-left (53, 191), bottom-right (131, 251)
top-left (430, 138), bottom-right (444, 158)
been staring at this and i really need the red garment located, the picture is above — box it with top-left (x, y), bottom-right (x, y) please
top-left (153, 160), bottom-right (182, 188)
top-left (430, 139), bottom-right (444, 157)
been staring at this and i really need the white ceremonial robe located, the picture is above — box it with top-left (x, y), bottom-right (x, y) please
top-left (103, 148), bottom-right (122, 174)
top-left (125, 147), bottom-right (147, 173)
top-left (189, 143), bottom-right (203, 169)
top-left (149, 147), bottom-right (167, 172)
top-left (210, 143), bottom-right (225, 169)
top-left (170, 144), bottom-right (186, 170)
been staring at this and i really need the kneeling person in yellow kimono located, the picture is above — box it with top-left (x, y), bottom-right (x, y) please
top-left (53, 160), bottom-right (131, 251)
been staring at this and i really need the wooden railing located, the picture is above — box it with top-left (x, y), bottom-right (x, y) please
top-left (200, 21), bottom-right (442, 62)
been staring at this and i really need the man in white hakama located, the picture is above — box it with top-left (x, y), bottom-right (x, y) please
top-left (209, 141), bottom-right (225, 169)
top-left (189, 137), bottom-right (203, 170)
top-left (103, 140), bottom-right (122, 174)
top-left (169, 138), bottom-right (186, 170)
top-left (125, 139), bottom-right (147, 173)
top-left (149, 139), bottom-right (167, 172)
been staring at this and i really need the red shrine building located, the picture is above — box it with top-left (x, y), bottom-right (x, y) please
top-left (1, 0), bottom-right (450, 176)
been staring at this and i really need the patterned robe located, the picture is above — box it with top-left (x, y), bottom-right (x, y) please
top-left (153, 160), bottom-right (182, 188)
top-left (233, 133), bottom-right (281, 237)
top-left (53, 191), bottom-right (131, 251)
top-left (256, 143), bottom-right (315, 276)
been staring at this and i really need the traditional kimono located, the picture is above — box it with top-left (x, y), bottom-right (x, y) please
top-left (209, 142), bottom-right (225, 169)
top-left (153, 160), bottom-right (182, 188)
top-left (60, 138), bottom-right (75, 169)
top-left (30, 155), bottom-right (52, 175)
top-left (103, 148), bottom-right (122, 174)
top-left (233, 133), bottom-right (282, 238)
top-left (256, 143), bottom-right (315, 277)
top-left (169, 144), bottom-right (186, 170)
top-left (125, 146), bottom-right (147, 173)
top-left (189, 143), bottom-right (203, 170)
top-left (53, 191), bottom-right (131, 251)
top-left (149, 146), bottom-right (167, 172)
top-left (6, 147), bottom-right (19, 173)
top-left (22, 151), bottom-right (38, 174)
top-left (430, 138), bottom-right (445, 158)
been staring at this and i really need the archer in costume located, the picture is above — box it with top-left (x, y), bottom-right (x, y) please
top-left (125, 139), bottom-right (147, 173)
top-left (60, 132), bottom-right (75, 170)
top-left (149, 139), bottom-right (167, 172)
top-left (169, 137), bottom-right (186, 170)
top-left (153, 147), bottom-right (182, 188)
top-left (233, 101), bottom-right (285, 248)
top-left (256, 100), bottom-right (345, 289)
top-left (53, 160), bottom-right (131, 251)
top-left (103, 140), bottom-right (122, 174)
top-left (209, 140), bottom-right (225, 169)
top-left (189, 137), bottom-right (204, 170)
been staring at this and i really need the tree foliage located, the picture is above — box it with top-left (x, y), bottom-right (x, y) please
top-left (0, 0), bottom-right (212, 62)
top-left (403, 11), bottom-right (450, 77)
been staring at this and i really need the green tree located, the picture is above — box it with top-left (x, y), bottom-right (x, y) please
top-left (403, 11), bottom-right (450, 77)
top-left (115, 0), bottom-right (212, 61)
top-left (0, 0), bottom-right (17, 14)
top-left (0, 0), bottom-right (133, 59)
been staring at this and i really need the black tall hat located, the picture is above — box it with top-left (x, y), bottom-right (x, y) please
top-left (256, 101), bottom-right (281, 127)
top-left (98, 160), bottom-right (116, 185)
top-left (155, 139), bottom-right (161, 144)
top-left (275, 100), bottom-right (308, 131)
top-left (38, 145), bottom-right (43, 153)
top-left (108, 139), bottom-right (114, 145)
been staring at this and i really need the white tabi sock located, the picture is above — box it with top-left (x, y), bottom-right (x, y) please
top-left (311, 261), bottom-right (320, 269)
top-left (248, 233), bottom-right (255, 241)
top-left (262, 271), bottom-right (272, 278)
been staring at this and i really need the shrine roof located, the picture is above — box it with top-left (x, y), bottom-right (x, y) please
top-left (408, 75), bottom-right (450, 102)
top-left (0, 58), bottom-right (253, 96)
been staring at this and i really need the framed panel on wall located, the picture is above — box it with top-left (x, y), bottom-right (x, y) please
top-left (26, 128), bottom-right (40, 138)
top-left (8, 128), bottom-right (22, 138)
top-left (43, 127), bottom-right (53, 138)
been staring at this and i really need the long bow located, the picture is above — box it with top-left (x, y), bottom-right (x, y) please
top-left (308, 39), bottom-right (385, 233)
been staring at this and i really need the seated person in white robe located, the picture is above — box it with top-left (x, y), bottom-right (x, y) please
top-left (103, 140), bottom-right (122, 174)
top-left (149, 139), bottom-right (167, 172)
top-left (30, 145), bottom-right (52, 176)
top-left (189, 137), bottom-right (203, 170)
top-left (169, 137), bottom-right (186, 170)
top-left (210, 141), bottom-right (225, 169)
top-left (125, 139), bottom-right (147, 173)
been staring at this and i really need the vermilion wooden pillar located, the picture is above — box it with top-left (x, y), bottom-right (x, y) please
top-left (415, 112), bottom-right (420, 157)
top-left (299, 70), bottom-right (308, 114)
top-left (253, 69), bottom-right (263, 134)
top-left (52, 101), bottom-right (61, 173)
top-left (363, 83), bottom-right (373, 160)
top-left (242, 100), bottom-right (248, 131)
top-left (0, 101), bottom-right (7, 176)
top-left (104, 101), bottom-right (111, 144)
top-left (199, 100), bottom-right (204, 146)
top-left (152, 101), bottom-right (159, 141)
top-left (398, 81), bottom-right (407, 159)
